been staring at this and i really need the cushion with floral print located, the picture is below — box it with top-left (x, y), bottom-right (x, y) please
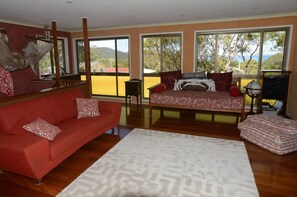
top-left (76, 98), bottom-right (100, 119)
top-left (23, 118), bottom-right (61, 140)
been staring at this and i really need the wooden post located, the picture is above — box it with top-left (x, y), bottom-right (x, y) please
top-left (82, 17), bottom-right (92, 97)
top-left (51, 21), bottom-right (61, 87)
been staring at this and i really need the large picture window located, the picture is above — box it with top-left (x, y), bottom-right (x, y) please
top-left (76, 37), bottom-right (129, 97)
top-left (142, 34), bottom-right (182, 97)
top-left (196, 28), bottom-right (289, 77)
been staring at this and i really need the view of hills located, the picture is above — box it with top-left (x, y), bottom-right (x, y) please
top-left (93, 47), bottom-right (128, 60)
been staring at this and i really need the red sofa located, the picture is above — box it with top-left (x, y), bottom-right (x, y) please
top-left (0, 88), bottom-right (122, 183)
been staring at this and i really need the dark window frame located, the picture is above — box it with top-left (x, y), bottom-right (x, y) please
top-left (195, 27), bottom-right (290, 78)
top-left (75, 36), bottom-right (130, 97)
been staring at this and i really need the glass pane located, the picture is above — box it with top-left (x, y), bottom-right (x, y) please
top-left (118, 76), bottom-right (130, 97)
top-left (39, 51), bottom-right (52, 75)
top-left (197, 33), bottom-right (261, 75)
top-left (89, 40), bottom-right (116, 73)
top-left (143, 37), bottom-right (161, 74)
top-left (261, 31), bottom-right (286, 71)
top-left (38, 39), bottom-right (65, 76)
top-left (197, 34), bottom-right (216, 72)
top-left (117, 39), bottom-right (129, 73)
top-left (91, 75), bottom-right (117, 96)
top-left (143, 76), bottom-right (160, 98)
top-left (161, 35), bottom-right (181, 72)
top-left (57, 40), bottom-right (66, 73)
top-left (217, 32), bottom-right (260, 75)
top-left (76, 40), bottom-right (85, 72)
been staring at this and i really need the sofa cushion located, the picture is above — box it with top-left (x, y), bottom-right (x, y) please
top-left (207, 71), bottom-right (233, 91)
top-left (46, 89), bottom-right (84, 123)
top-left (159, 70), bottom-right (182, 89)
top-left (6, 117), bottom-right (28, 135)
top-left (23, 118), bottom-right (61, 141)
top-left (76, 98), bottom-right (100, 119)
top-left (0, 97), bottom-right (55, 133)
top-left (49, 114), bottom-right (114, 160)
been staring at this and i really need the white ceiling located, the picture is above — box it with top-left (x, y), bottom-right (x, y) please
top-left (0, 0), bottom-right (296, 31)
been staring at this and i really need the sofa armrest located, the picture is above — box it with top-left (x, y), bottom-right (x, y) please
top-left (0, 133), bottom-right (49, 179)
top-left (98, 101), bottom-right (122, 124)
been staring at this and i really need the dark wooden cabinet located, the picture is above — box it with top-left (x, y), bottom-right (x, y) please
top-left (261, 71), bottom-right (292, 115)
top-left (125, 79), bottom-right (142, 108)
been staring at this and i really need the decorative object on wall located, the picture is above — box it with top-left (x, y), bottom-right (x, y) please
top-left (0, 32), bottom-right (26, 72)
top-left (0, 26), bottom-right (53, 72)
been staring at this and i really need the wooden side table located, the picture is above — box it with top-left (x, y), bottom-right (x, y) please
top-left (125, 79), bottom-right (142, 109)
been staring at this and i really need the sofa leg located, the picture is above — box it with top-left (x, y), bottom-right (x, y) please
top-left (35, 179), bottom-right (42, 186)
top-left (111, 128), bottom-right (115, 134)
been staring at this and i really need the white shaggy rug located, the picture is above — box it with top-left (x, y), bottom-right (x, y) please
top-left (57, 128), bottom-right (259, 197)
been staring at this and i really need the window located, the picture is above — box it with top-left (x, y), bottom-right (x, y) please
top-left (38, 38), bottom-right (66, 76)
top-left (142, 34), bottom-right (182, 97)
top-left (76, 37), bottom-right (129, 97)
top-left (196, 28), bottom-right (289, 77)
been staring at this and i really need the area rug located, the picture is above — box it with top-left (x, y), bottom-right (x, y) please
top-left (57, 128), bottom-right (259, 197)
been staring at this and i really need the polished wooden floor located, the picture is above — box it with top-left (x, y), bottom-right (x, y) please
top-left (1, 104), bottom-right (297, 197)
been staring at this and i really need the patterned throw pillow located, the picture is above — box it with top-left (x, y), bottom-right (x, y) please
top-left (23, 118), bottom-right (61, 140)
top-left (173, 78), bottom-right (216, 91)
top-left (76, 98), bottom-right (100, 119)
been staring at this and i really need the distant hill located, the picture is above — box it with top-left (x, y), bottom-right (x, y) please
top-left (94, 47), bottom-right (128, 60)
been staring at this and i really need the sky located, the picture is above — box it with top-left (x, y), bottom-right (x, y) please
top-left (89, 39), bottom-right (128, 52)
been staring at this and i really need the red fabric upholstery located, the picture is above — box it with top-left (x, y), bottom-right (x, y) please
top-left (159, 70), bottom-right (182, 89)
top-left (0, 88), bottom-right (122, 180)
top-left (6, 117), bottom-right (28, 135)
top-left (0, 97), bottom-right (55, 132)
top-left (207, 71), bottom-right (233, 91)
top-left (10, 67), bottom-right (36, 95)
top-left (151, 84), bottom-right (166, 93)
top-left (50, 113), bottom-right (114, 160)
top-left (229, 86), bottom-right (241, 97)
top-left (46, 89), bottom-right (84, 123)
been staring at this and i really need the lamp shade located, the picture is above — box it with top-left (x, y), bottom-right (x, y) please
top-left (246, 80), bottom-right (262, 96)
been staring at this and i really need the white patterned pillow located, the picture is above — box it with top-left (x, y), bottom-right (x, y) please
top-left (23, 118), bottom-right (61, 141)
top-left (173, 78), bottom-right (216, 91)
top-left (76, 98), bottom-right (100, 119)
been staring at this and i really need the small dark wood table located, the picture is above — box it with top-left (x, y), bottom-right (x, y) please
top-left (125, 79), bottom-right (142, 109)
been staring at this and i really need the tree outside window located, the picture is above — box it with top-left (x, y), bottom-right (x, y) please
top-left (38, 38), bottom-right (66, 76)
top-left (196, 28), bottom-right (288, 77)
top-left (142, 34), bottom-right (182, 97)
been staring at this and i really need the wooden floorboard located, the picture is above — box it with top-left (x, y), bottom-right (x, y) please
top-left (1, 104), bottom-right (297, 196)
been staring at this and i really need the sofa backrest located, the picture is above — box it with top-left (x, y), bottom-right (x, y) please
top-left (0, 97), bottom-right (55, 133)
top-left (46, 88), bottom-right (84, 123)
top-left (0, 88), bottom-right (85, 133)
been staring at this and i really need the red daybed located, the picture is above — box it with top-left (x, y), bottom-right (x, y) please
top-left (148, 70), bottom-right (246, 123)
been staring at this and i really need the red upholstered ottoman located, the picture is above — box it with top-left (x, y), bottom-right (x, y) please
top-left (238, 114), bottom-right (297, 155)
